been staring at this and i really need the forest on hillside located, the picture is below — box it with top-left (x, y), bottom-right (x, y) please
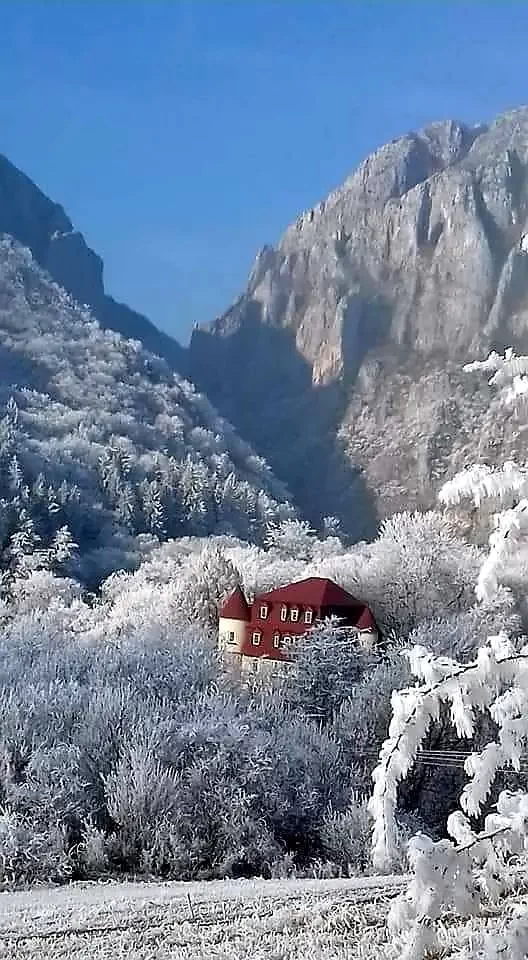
top-left (0, 237), bottom-right (294, 587)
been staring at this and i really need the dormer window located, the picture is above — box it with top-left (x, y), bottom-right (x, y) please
top-left (252, 631), bottom-right (262, 646)
top-left (280, 605), bottom-right (288, 622)
top-left (304, 609), bottom-right (313, 625)
top-left (290, 606), bottom-right (299, 622)
top-left (259, 603), bottom-right (269, 620)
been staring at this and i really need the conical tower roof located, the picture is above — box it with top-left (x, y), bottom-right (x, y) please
top-left (355, 606), bottom-right (377, 631)
top-left (220, 585), bottom-right (250, 621)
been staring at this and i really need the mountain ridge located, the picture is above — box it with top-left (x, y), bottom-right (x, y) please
top-left (0, 153), bottom-right (187, 372)
top-left (189, 107), bottom-right (528, 536)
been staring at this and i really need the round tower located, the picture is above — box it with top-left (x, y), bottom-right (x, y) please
top-left (218, 585), bottom-right (250, 655)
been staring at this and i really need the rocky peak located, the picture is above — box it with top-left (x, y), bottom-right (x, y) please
top-left (0, 153), bottom-right (185, 371)
top-left (188, 107), bottom-right (528, 537)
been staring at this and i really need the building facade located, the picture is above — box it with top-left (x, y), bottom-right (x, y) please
top-left (218, 577), bottom-right (378, 669)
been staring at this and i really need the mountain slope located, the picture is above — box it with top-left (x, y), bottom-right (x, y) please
top-left (189, 107), bottom-right (528, 537)
top-left (0, 235), bottom-right (293, 584)
top-left (0, 153), bottom-right (187, 371)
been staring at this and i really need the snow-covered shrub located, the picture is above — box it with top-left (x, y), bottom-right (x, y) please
top-left (330, 645), bottom-right (411, 785)
top-left (103, 734), bottom-right (188, 875)
top-left (318, 795), bottom-right (373, 875)
top-left (0, 808), bottom-right (73, 887)
top-left (282, 621), bottom-right (377, 722)
top-left (99, 689), bottom-right (349, 879)
top-left (353, 510), bottom-right (480, 636)
top-left (76, 818), bottom-right (111, 876)
top-left (407, 593), bottom-right (521, 662)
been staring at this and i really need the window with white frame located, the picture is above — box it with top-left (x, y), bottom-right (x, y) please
top-left (273, 632), bottom-right (281, 649)
top-left (252, 631), bottom-right (262, 646)
top-left (280, 605), bottom-right (288, 622)
top-left (228, 631), bottom-right (235, 643)
top-left (290, 606), bottom-right (299, 622)
top-left (259, 604), bottom-right (269, 620)
top-left (304, 609), bottom-right (313, 624)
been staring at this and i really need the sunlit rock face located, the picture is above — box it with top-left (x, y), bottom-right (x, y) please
top-left (190, 109), bottom-right (528, 537)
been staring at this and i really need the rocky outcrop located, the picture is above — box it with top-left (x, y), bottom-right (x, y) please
top-left (0, 154), bottom-right (186, 371)
top-left (189, 108), bottom-right (528, 537)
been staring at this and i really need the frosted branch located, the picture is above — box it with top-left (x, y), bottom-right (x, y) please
top-left (370, 638), bottom-right (528, 959)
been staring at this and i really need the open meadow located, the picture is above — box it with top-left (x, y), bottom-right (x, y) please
top-left (0, 876), bottom-right (406, 959)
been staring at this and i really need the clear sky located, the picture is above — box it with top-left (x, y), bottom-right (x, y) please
top-left (1, 1), bottom-right (527, 343)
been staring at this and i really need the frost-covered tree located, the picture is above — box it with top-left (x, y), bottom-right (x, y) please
top-left (284, 621), bottom-right (376, 722)
top-left (172, 545), bottom-right (241, 627)
top-left (264, 519), bottom-right (318, 560)
top-left (370, 349), bottom-right (528, 960)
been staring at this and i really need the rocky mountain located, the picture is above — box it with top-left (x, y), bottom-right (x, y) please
top-left (0, 153), bottom-right (186, 371)
top-left (189, 107), bottom-right (528, 538)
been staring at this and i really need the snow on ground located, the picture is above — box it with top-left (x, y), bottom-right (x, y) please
top-left (0, 874), bottom-right (408, 959)
top-left (3, 873), bottom-right (527, 959)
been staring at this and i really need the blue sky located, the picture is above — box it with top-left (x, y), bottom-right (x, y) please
top-left (1, 2), bottom-right (527, 342)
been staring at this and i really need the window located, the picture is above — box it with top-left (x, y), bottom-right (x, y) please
top-left (273, 632), bottom-right (281, 649)
top-left (280, 605), bottom-right (288, 622)
top-left (282, 635), bottom-right (292, 647)
top-left (304, 609), bottom-right (313, 625)
top-left (290, 606), bottom-right (299, 622)
top-left (259, 604), bottom-right (269, 620)
top-left (228, 631), bottom-right (236, 643)
top-left (251, 631), bottom-right (261, 646)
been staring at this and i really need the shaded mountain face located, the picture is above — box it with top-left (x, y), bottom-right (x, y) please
top-left (189, 108), bottom-right (528, 537)
top-left (0, 154), bottom-right (187, 372)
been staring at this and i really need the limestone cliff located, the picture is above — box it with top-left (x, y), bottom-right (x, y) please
top-left (189, 108), bottom-right (528, 537)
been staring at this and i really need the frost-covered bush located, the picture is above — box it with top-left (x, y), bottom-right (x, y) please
top-left (318, 796), bottom-right (373, 875)
top-left (344, 510), bottom-right (480, 636)
top-left (407, 592), bottom-right (521, 662)
top-left (282, 621), bottom-right (377, 722)
top-left (0, 808), bottom-right (74, 887)
top-left (331, 646), bottom-right (411, 766)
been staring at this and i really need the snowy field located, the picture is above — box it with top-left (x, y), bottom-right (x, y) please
top-left (0, 875), bottom-right (408, 959)
top-left (1, 872), bottom-right (528, 958)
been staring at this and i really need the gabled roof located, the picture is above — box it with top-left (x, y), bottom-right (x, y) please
top-left (255, 577), bottom-right (362, 609)
top-left (220, 585), bottom-right (250, 621)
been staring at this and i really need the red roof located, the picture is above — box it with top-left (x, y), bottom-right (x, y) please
top-left (256, 577), bottom-right (361, 608)
top-left (355, 606), bottom-right (377, 630)
top-left (219, 586), bottom-right (250, 621)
